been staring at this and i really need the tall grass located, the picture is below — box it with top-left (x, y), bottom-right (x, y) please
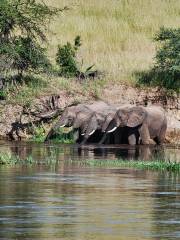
top-left (45, 0), bottom-right (180, 84)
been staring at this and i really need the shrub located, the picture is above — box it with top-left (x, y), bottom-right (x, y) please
top-left (56, 36), bottom-right (81, 77)
top-left (56, 36), bottom-right (97, 79)
top-left (139, 27), bottom-right (180, 92)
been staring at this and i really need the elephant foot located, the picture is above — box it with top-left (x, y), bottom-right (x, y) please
top-left (142, 139), bottom-right (156, 145)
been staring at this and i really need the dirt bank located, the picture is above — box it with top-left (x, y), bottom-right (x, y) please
top-left (0, 84), bottom-right (179, 144)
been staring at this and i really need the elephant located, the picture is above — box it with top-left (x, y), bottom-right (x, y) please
top-left (102, 105), bottom-right (167, 145)
top-left (44, 101), bottom-right (110, 142)
top-left (78, 104), bottom-right (134, 144)
top-left (73, 103), bottom-right (119, 144)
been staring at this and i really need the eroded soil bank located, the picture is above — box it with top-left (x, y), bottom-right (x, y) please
top-left (0, 84), bottom-right (179, 143)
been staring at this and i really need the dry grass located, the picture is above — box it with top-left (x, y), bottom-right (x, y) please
top-left (45, 0), bottom-right (180, 84)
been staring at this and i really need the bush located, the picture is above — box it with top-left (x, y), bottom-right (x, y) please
top-left (56, 36), bottom-right (97, 79)
top-left (138, 27), bottom-right (180, 92)
top-left (0, 0), bottom-right (63, 78)
top-left (56, 36), bottom-right (81, 77)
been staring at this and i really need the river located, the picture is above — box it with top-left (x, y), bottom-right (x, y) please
top-left (0, 142), bottom-right (179, 239)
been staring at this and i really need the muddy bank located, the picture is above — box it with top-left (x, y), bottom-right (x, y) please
top-left (0, 85), bottom-right (179, 143)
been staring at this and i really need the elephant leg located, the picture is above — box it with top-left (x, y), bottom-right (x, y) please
top-left (157, 119), bottom-right (167, 144)
top-left (139, 123), bottom-right (155, 145)
top-left (128, 134), bottom-right (136, 145)
top-left (44, 129), bottom-right (54, 142)
top-left (98, 133), bottom-right (107, 144)
top-left (80, 137), bottom-right (88, 145)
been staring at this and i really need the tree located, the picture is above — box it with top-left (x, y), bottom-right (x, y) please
top-left (0, 0), bottom-right (65, 78)
top-left (139, 27), bottom-right (180, 93)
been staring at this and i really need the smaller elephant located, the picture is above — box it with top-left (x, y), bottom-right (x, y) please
top-left (102, 105), bottom-right (167, 145)
top-left (44, 101), bottom-right (110, 143)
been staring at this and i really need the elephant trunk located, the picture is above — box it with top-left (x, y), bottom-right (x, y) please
top-left (44, 128), bottom-right (55, 142)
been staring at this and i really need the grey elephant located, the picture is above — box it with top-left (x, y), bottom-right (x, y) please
top-left (102, 105), bottom-right (167, 145)
top-left (79, 104), bottom-right (133, 144)
top-left (44, 101), bottom-right (110, 143)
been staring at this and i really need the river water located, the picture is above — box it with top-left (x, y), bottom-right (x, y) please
top-left (0, 142), bottom-right (179, 239)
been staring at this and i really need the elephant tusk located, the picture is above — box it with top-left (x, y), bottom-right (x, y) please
top-left (81, 133), bottom-right (85, 136)
top-left (107, 126), bottom-right (117, 133)
top-left (88, 130), bottom-right (95, 136)
top-left (59, 124), bottom-right (65, 127)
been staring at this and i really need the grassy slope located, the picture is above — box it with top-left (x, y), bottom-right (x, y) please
top-left (7, 0), bottom-right (180, 104)
top-left (47, 0), bottom-right (180, 82)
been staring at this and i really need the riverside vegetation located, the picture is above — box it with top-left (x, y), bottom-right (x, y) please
top-left (0, 152), bottom-right (180, 172)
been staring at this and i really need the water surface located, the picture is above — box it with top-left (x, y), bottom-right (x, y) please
top-left (0, 142), bottom-right (179, 239)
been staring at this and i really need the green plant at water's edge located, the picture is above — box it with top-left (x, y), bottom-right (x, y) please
top-left (0, 153), bottom-right (34, 165)
top-left (49, 127), bottom-right (75, 144)
top-left (0, 151), bottom-right (180, 172)
top-left (30, 124), bottom-right (46, 142)
top-left (31, 125), bottom-right (75, 143)
top-left (83, 159), bottom-right (180, 172)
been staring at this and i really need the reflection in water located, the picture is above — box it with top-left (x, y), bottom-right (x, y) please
top-left (0, 142), bottom-right (179, 239)
top-left (0, 141), bottom-right (179, 162)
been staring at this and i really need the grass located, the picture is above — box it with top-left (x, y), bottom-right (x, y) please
top-left (82, 159), bottom-right (180, 172)
top-left (5, 0), bottom-right (180, 105)
top-left (0, 151), bottom-right (180, 172)
top-left (46, 0), bottom-right (180, 84)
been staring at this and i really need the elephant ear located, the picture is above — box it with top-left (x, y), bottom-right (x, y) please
top-left (127, 107), bottom-right (146, 127)
top-left (73, 111), bottom-right (92, 129)
top-left (84, 114), bottom-right (98, 136)
top-left (102, 114), bottom-right (114, 132)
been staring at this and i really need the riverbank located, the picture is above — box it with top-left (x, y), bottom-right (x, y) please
top-left (0, 83), bottom-right (179, 143)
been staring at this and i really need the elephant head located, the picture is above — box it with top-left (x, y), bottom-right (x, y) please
top-left (44, 104), bottom-right (89, 141)
top-left (80, 110), bottom-right (115, 142)
top-left (103, 106), bottom-right (147, 133)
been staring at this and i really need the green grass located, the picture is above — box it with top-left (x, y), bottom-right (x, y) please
top-left (82, 159), bottom-right (180, 172)
top-left (46, 0), bottom-right (180, 84)
top-left (0, 153), bottom-right (34, 165)
top-left (0, 151), bottom-right (180, 172)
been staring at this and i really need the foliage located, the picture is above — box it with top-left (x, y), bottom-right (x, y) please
top-left (56, 36), bottom-right (97, 78)
top-left (138, 27), bottom-right (180, 92)
top-left (46, 127), bottom-right (75, 144)
top-left (31, 124), bottom-right (46, 142)
top-left (0, 37), bottom-right (50, 75)
top-left (0, 0), bottom-right (62, 77)
top-left (56, 36), bottom-right (81, 77)
top-left (31, 125), bottom-right (75, 143)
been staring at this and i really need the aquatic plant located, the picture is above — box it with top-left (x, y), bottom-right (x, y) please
top-left (0, 151), bottom-right (179, 172)
top-left (0, 153), bottom-right (34, 165)
top-left (82, 159), bottom-right (180, 172)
